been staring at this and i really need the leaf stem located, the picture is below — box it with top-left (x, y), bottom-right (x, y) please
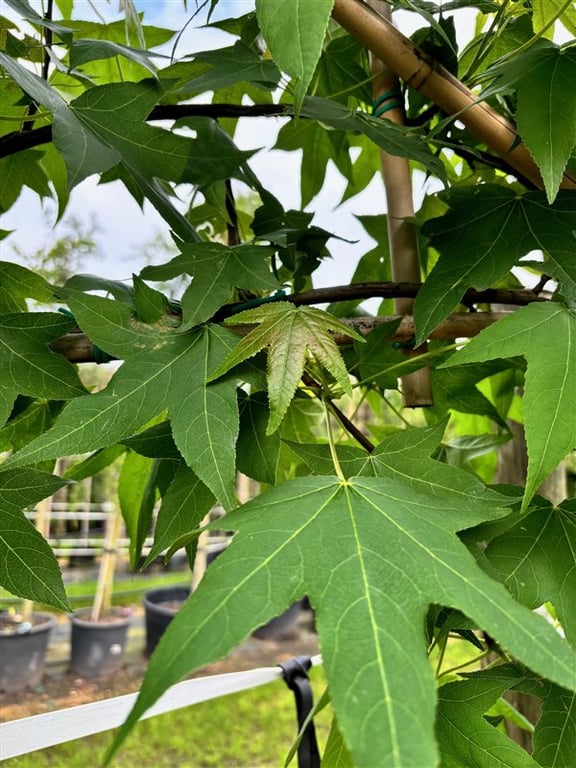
top-left (324, 400), bottom-right (347, 482)
top-left (437, 648), bottom-right (491, 680)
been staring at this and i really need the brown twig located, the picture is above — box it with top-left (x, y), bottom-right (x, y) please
top-left (0, 104), bottom-right (289, 158)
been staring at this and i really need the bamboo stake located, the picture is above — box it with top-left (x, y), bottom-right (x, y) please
top-left (368, 0), bottom-right (433, 407)
top-left (332, 0), bottom-right (576, 191)
top-left (21, 496), bottom-right (52, 622)
top-left (91, 503), bottom-right (121, 622)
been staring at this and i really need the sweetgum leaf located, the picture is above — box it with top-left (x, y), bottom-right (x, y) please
top-left (256, 0), bottom-right (333, 112)
top-left (415, 187), bottom-right (576, 342)
top-left (110, 467), bottom-right (576, 767)
top-left (143, 463), bottom-right (215, 568)
top-left (0, 312), bottom-right (86, 427)
top-left (72, 82), bottom-right (252, 186)
top-left (0, 468), bottom-right (70, 611)
top-left (479, 43), bottom-right (576, 202)
top-left (0, 52), bottom-right (120, 188)
top-left (485, 498), bottom-right (576, 645)
top-left (140, 242), bottom-right (278, 329)
top-left (440, 302), bottom-right (576, 511)
top-left (437, 666), bottom-right (539, 767)
top-left (6, 293), bottom-right (239, 509)
top-left (209, 302), bottom-right (364, 434)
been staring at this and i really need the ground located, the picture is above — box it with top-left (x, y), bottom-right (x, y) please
top-left (0, 607), bottom-right (319, 723)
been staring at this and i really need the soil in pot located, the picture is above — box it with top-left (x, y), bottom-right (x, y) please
top-left (0, 611), bottom-right (57, 693)
top-left (70, 607), bottom-right (132, 679)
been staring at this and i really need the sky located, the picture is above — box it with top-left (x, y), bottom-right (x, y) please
top-left (1, 1), bottom-right (474, 291)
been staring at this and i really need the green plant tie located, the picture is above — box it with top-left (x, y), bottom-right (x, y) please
top-left (372, 89), bottom-right (402, 117)
top-left (392, 337), bottom-right (416, 350)
top-left (231, 289), bottom-right (287, 314)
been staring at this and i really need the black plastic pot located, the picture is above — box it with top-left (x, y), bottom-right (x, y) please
top-left (143, 586), bottom-right (190, 657)
top-left (0, 612), bottom-right (57, 693)
top-left (70, 607), bottom-right (132, 678)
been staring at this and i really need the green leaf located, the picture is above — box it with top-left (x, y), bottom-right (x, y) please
top-left (6, 293), bottom-right (240, 510)
top-left (480, 44), bottom-right (576, 202)
top-left (0, 468), bottom-right (70, 611)
top-left (237, 391), bottom-right (281, 484)
top-left (533, 683), bottom-right (576, 768)
top-left (301, 97), bottom-right (446, 181)
top-left (440, 303), bottom-right (576, 511)
top-left (322, 719), bottom-right (355, 768)
top-left (0, 261), bottom-right (53, 313)
top-left (0, 150), bottom-right (51, 213)
top-left (415, 187), bottom-right (576, 342)
top-left (275, 119), bottom-right (349, 209)
top-left (0, 399), bottom-right (64, 454)
top-left (71, 82), bottom-right (252, 186)
top-left (118, 451), bottom-right (156, 568)
top-left (140, 243), bottom-right (278, 328)
top-left (143, 462), bottom-right (215, 568)
top-left (178, 39), bottom-right (280, 94)
top-left (485, 498), bottom-right (576, 645)
top-left (437, 666), bottom-right (540, 768)
top-left (63, 445), bottom-right (126, 481)
top-left (69, 38), bottom-right (162, 78)
top-left (132, 274), bottom-right (170, 323)
top-left (256, 0), bottom-right (334, 112)
top-left (2, 0), bottom-right (73, 43)
top-left (0, 312), bottom-right (86, 427)
top-left (533, 0), bottom-right (576, 36)
top-left (210, 302), bottom-right (364, 434)
top-left (0, 52), bottom-right (120, 189)
top-left (121, 421), bottom-right (181, 460)
top-left (110, 470), bottom-right (576, 767)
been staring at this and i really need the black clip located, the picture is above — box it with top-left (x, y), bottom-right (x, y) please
top-left (279, 655), bottom-right (321, 768)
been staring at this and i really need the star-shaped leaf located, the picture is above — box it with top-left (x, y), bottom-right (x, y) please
top-left (485, 497), bottom-right (576, 645)
top-left (209, 302), bottom-right (364, 434)
top-left (440, 302), bottom-right (576, 511)
top-left (0, 468), bottom-right (70, 611)
top-left (479, 43), bottom-right (576, 202)
top-left (109, 463), bottom-right (576, 766)
top-left (415, 187), bottom-right (576, 342)
top-left (256, 0), bottom-right (333, 112)
top-left (143, 462), bottom-right (215, 568)
top-left (437, 666), bottom-right (540, 768)
top-left (0, 312), bottom-right (86, 427)
top-left (5, 292), bottom-right (240, 509)
top-left (0, 52), bottom-right (120, 189)
top-left (140, 242), bottom-right (278, 329)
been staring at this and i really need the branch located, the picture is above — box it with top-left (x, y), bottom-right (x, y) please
top-left (51, 312), bottom-right (512, 363)
top-left (0, 104), bottom-right (289, 158)
top-left (274, 283), bottom-right (546, 310)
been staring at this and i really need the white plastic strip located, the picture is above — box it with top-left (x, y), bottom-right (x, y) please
top-left (1, 654), bottom-right (323, 760)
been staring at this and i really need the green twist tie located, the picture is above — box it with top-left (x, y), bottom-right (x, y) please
top-left (372, 89), bottom-right (402, 118)
top-left (392, 337), bottom-right (416, 350)
top-left (232, 289), bottom-right (287, 314)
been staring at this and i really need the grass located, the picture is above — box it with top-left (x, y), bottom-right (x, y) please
top-left (0, 570), bottom-right (191, 612)
top-left (4, 669), bottom-right (332, 768)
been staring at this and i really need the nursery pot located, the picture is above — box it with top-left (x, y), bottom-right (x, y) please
top-left (70, 607), bottom-right (132, 678)
top-left (0, 611), bottom-right (57, 693)
top-left (143, 586), bottom-right (190, 657)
